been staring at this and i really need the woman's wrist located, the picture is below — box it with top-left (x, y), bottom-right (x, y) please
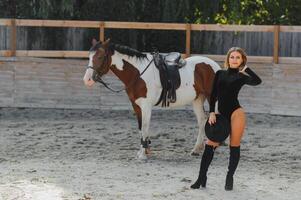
top-left (241, 65), bottom-right (248, 72)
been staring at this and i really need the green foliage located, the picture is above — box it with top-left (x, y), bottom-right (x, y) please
top-left (0, 0), bottom-right (300, 25)
top-left (183, 0), bottom-right (301, 25)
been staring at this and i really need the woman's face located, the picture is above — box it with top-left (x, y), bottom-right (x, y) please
top-left (229, 51), bottom-right (243, 68)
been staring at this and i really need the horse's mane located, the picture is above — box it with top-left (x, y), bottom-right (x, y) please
top-left (89, 41), bottom-right (147, 59)
top-left (110, 43), bottom-right (147, 59)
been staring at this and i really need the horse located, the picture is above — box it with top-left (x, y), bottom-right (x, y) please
top-left (83, 38), bottom-right (221, 159)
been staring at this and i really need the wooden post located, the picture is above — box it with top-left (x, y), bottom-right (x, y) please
top-left (273, 25), bottom-right (280, 64)
top-left (10, 19), bottom-right (17, 57)
top-left (99, 21), bottom-right (105, 42)
top-left (185, 23), bottom-right (191, 58)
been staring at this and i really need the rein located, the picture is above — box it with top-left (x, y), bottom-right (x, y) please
top-left (91, 58), bottom-right (154, 93)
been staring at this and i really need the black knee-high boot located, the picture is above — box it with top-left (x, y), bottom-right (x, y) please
top-left (225, 146), bottom-right (240, 191)
top-left (191, 144), bottom-right (215, 189)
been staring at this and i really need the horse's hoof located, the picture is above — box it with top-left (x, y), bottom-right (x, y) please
top-left (191, 145), bottom-right (203, 156)
top-left (137, 152), bottom-right (147, 160)
top-left (191, 152), bottom-right (200, 156)
top-left (137, 149), bottom-right (148, 160)
top-left (145, 148), bottom-right (151, 155)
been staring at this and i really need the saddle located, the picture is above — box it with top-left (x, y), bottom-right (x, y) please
top-left (153, 52), bottom-right (186, 107)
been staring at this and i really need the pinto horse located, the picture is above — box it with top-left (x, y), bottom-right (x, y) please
top-left (83, 39), bottom-right (221, 159)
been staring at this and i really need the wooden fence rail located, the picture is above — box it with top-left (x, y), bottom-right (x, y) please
top-left (1, 19), bottom-right (301, 64)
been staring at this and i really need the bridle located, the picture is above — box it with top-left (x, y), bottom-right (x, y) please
top-left (87, 50), bottom-right (154, 93)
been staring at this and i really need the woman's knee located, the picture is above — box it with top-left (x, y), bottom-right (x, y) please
top-left (230, 129), bottom-right (244, 146)
top-left (206, 139), bottom-right (220, 147)
top-left (230, 137), bottom-right (241, 147)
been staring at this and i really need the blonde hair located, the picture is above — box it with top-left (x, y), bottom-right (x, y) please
top-left (224, 47), bottom-right (247, 69)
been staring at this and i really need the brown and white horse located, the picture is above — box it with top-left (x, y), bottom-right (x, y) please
top-left (83, 39), bottom-right (221, 159)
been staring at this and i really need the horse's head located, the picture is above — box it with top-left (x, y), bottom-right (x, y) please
top-left (83, 38), bottom-right (112, 87)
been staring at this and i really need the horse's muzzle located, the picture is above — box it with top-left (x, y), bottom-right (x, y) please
top-left (83, 68), bottom-right (96, 87)
top-left (84, 79), bottom-right (95, 87)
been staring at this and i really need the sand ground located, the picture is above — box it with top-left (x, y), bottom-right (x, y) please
top-left (0, 108), bottom-right (300, 200)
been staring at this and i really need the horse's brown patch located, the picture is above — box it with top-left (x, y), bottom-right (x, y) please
top-left (110, 59), bottom-right (147, 130)
top-left (131, 101), bottom-right (142, 130)
top-left (110, 59), bottom-right (147, 100)
top-left (194, 63), bottom-right (216, 101)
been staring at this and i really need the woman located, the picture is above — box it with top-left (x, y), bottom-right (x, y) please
top-left (191, 47), bottom-right (262, 190)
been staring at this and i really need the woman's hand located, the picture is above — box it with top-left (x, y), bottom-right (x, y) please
top-left (208, 112), bottom-right (216, 125)
top-left (240, 65), bottom-right (248, 73)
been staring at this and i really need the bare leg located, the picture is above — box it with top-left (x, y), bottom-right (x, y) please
top-left (225, 108), bottom-right (246, 191)
top-left (230, 108), bottom-right (246, 147)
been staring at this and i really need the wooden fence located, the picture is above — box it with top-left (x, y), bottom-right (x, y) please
top-left (1, 57), bottom-right (300, 116)
top-left (1, 19), bottom-right (301, 64)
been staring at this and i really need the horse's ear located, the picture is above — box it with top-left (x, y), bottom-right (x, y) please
top-left (102, 38), bottom-right (111, 48)
top-left (92, 38), bottom-right (98, 46)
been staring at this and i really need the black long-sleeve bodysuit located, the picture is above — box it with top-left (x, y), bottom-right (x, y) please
top-left (209, 67), bottom-right (262, 120)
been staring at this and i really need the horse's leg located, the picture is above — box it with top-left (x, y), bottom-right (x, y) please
top-left (133, 99), bottom-right (152, 159)
top-left (191, 96), bottom-right (207, 156)
top-left (131, 101), bottom-right (142, 131)
top-left (130, 101), bottom-right (145, 159)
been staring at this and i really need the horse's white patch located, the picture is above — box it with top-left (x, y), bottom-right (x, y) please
top-left (83, 68), bottom-right (95, 87)
top-left (88, 52), bottom-right (95, 68)
top-left (111, 51), bottom-right (126, 70)
top-left (186, 56), bottom-right (221, 72)
top-left (112, 51), bottom-right (151, 73)
top-left (169, 86), bottom-right (197, 107)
